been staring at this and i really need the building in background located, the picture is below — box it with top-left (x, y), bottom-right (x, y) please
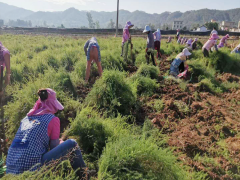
top-left (0, 20), bottom-right (4, 27)
top-left (196, 25), bottom-right (208, 32)
top-left (220, 21), bottom-right (235, 31)
top-left (211, 19), bottom-right (217, 23)
top-left (238, 21), bottom-right (240, 29)
top-left (172, 21), bottom-right (183, 30)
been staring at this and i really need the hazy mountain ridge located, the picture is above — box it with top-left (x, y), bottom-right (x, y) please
top-left (0, 2), bottom-right (239, 28)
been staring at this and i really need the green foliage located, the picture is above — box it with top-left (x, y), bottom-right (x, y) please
top-left (67, 108), bottom-right (111, 162)
top-left (174, 100), bottom-right (191, 114)
top-left (136, 64), bottom-right (160, 79)
top-left (205, 22), bottom-right (218, 30)
top-left (85, 70), bottom-right (136, 116)
top-left (130, 74), bottom-right (159, 97)
top-left (153, 99), bottom-right (165, 112)
top-left (5, 69), bottom-right (81, 141)
top-left (98, 135), bottom-right (188, 180)
top-left (2, 161), bottom-right (78, 180)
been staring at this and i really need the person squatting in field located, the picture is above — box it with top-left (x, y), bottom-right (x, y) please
top-left (84, 37), bottom-right (103, 83)
top-left (177, 37), bottom-right (182, 44)
top-left (0, 42), bottom-right (11, 86)
top-left (169, 48), bottom-right (191, 78)
top-left (231, 43), bottom-right (240, 54)
top-left (181, 37), bottom-right (186, 45)
top-left (202, 33), bottom-right (219, 57)
top-left (6, 89), bottom-right (86, 175)
top-left (191, 38), bottom-right (198, 50)
top-left (217, 34), bottom-right (230, 49)
top-left (167, 36), bottom-right (172, 43)
top-left (153, 29), bottom-right (162, 59)
top-left (143, 25), bottom-right (156, 66)
top-left (186, 38), bottom-right (193, 48)
top-left (121, 21), bottom-right (134, 60)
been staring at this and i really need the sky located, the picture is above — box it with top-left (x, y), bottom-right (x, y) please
top-left (0, 0), bottom-right (239, 14)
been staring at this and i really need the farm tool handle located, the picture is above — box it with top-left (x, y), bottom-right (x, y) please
top-left (0, 65), bottom-right (6, 154)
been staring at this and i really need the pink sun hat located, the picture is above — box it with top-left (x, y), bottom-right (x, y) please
top-left (210, 33), bottom-right (219, 40)
top-left (27, 88), bottom-right (64, 116)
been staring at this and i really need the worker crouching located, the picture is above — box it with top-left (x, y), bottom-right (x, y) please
top-left (170, 48), bottom-right (191, 78)
top-left (6, 89), bottom-right (86, 175)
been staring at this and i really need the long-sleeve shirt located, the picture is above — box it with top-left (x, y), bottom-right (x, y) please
top-left (147, 31), bottom-right (154, 49)
top-left (211, 30), bottom-right (218, 35)
top-left (122, 28), bottom-right (130, 44)
top-left (202, 39), bottom-right (217, 51)
top-left (153, 31), bottom-right (161, 42)
top-left (218, 37), bottom-right (228, 48)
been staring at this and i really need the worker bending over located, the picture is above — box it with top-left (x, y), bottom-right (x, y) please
top-left (84, 37), bottom-right (103, 83)
top-left (202, 33), bottom-right (219, 57)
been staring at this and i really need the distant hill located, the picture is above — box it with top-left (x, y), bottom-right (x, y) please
top-left (0, 2), bottom-right (240, 29)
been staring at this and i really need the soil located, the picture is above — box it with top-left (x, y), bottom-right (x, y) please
top-left (140, 56), bottom-right (240, 179)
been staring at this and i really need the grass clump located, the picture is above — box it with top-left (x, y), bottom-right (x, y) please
top-left (2, 161), bottom-right (77, 180)
top-left (136, 64), bottom-right (160, 79)
top-left (153, 99), bottom-right (165, 112)
top-left (85, 70), bottom-right (136, 116)
top-left (66, 108), bottom-right (111, 162)
top-left (130, 75), bottom-right (159, 97)
top-left (98, 135), bottom-right (188, 180)
top-left (174, 100), bottom-right (191, 114)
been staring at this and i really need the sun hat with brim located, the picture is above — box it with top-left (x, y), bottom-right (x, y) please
top-left (126, 21), bottom-right (134, 27)
top-left (143, 25), bottom-right (151, 33)
top-left (46, 88), bottom-right (64, 111)
top-left (210, 33), bottom-right (219, 40)
top-left (182, 48), bottom-right (191, 56)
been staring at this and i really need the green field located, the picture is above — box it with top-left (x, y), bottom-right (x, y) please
top-left (0, 34), bottom-right (240, 180)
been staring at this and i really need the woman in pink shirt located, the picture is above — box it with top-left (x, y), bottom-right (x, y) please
top-left (6, 88), bottom-right (86, 175)
top-left (0, 42), bottom-right (11, 86)
top-left (121, 21), bottom-right (134, 60)
top-left (217, 34), bottom-right (230, 49)
top-left (202, 33), bottom-right (219, 57)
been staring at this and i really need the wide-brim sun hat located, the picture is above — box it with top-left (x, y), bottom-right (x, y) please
top-left (211, 33), bottom-right (219, 40)
top-left (143, 25), bottom-right (151, 33)
top-left (46, 88), bottom-right (64, 111)
top-left (182, 48), bottom-right (191, 56)
top-left (126, 21), bottom-right (134, 28)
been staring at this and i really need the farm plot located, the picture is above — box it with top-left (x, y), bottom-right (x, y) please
top-left (0, 34), bottom-right (240, 180)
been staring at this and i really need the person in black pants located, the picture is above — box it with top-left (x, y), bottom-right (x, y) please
top-left (143, 25), bottom-right (156, 66)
